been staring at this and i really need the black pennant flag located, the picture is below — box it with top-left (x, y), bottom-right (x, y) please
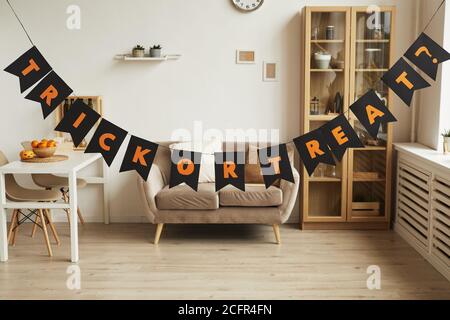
top-left (214, 152), bottom-right (245, 191)
top-left (404, 33), bottom-right (450, 81)
top-left (350, 90), bottom-right (397, 139)
top-left (120, 136), bottom-right (159, 181)
top-left (24, 70), bottom-right (73, 119)
top-left (321, 114), bottom-right (364, 160)
top-left (294, 129), bottom-right (335, 177)
top-left (54, 99), bottom-right (101, 147)
top-left (4, 46), bottom-right (52, 93)
top-left (169, 150), bottom-right (202, 191)
top-left (85, 119), bottom-right (128, 166)
top-left (257, 144), bottom-right (294, 188)
top-left (381, 58), bottom-right (430, 106)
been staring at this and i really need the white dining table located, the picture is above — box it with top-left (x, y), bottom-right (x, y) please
top-left (0, 152), bottom-right (103, 263)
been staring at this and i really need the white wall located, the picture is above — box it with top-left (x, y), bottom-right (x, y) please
top-left (0, 0), bottom-right (418, 223)
top-left (415, 0), bottom-right (447, 150)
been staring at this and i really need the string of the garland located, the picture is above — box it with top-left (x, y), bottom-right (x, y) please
top-left (4, 0), bottom-right (447, 156)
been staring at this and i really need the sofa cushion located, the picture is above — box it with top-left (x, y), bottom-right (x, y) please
top-left (156, 183), bottom-right (219, 210)
top-left (219, 185), bottom-right (283, 207)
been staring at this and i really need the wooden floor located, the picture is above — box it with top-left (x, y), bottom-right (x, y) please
top-left (0, 223), bottom-right (449, 300)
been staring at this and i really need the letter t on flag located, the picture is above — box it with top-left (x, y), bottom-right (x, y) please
top-left (120, 136), bottom-right (159, 181)
top-left (381, 58), bottom-right (430, 106)
top-left (4, 46), bottom-right (52, 93)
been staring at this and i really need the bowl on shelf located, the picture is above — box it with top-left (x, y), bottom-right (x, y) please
top-left (314, 52), bottom-right (332, 69)
top-left (33, 147), bottom-right (56, 158)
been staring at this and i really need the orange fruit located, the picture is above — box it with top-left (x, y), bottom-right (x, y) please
top-left (31, 140), bottom-right (39, 148)
top-left (37, 142), bottom-right (47, 149)
top-left (47, 141), bottom-right (57, 147)
top-left (41, 139), bottom-right (48, 144)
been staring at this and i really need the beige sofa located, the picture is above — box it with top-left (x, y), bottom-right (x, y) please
top-left (138, 142), bottom-right (300, 244)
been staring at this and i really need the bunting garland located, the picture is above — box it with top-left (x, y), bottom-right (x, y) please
top-left (3, 2), bottom-right (450, 191)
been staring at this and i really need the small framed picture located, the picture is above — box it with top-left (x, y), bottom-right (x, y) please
top-left (263, 61), bottom-right (278, 81)
top-left (236, 50), bottom-right (256, 64)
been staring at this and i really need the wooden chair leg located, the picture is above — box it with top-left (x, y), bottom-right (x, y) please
top-left (31, 213), bottom-right (39, 238)
top-left (38, 209), bottom-right (52, 257)
top-left (272, 224), bottom-right (281, 244)
top-left (11, 211), bottom-right (19, 246)
top-left (44, 209), bottom-right (60, 246)
top-left (7, 210), bottom-right (18, 244)
top-left (77, 207), bottom-right (85, 225)
top-left (154, 223), bottom-right (164, 245)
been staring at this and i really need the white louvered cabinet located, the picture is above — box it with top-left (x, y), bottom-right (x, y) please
top-left (395, 143), bottom-right (450, 281)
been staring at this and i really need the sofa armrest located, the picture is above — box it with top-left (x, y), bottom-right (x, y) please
top-left (137, 164), bottom-right (166, 224)
top-left (278, 167), bottom-right (300, 223)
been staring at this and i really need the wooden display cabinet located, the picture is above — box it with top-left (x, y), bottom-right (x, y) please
top-left (301, 6), bottom-right (395, 230)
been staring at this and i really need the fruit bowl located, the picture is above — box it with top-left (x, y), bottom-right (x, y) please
top-left (33, 147), bottom-right (56, 158)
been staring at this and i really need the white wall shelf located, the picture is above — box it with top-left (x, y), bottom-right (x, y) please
top-left (114, 54), bottom-right (181, 61)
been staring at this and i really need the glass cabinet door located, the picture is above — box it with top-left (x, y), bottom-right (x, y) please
top-left (304, 8), bottom-right (350, 222)
top-left (348, 7), bottom-right (395, 222)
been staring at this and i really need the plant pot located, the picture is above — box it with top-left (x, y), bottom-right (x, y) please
top-left (314, 52), bottom-right (332, 69)
top-left (132, 48), bottom-right (145, 57)
top-left (444, 137), bottom-right (450, 155)
top-left (150, 48), bottom-right (162, 58)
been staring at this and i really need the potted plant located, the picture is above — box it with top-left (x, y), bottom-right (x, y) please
top-left (132, 45), bottom-right (145, 57)
top-left (150, 45), bottom-right (162, 58)
top-left (442, 129), bottom-right (450, 154)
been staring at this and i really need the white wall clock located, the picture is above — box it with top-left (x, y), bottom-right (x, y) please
top-left (232, 0), bottom-right (264, 12)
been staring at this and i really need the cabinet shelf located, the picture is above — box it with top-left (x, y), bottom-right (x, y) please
top-left (311, 69), bottom-right (344, 72)
top-left (353, 146), bottom-right (387, 151)
top-left (355, 68), bottom-right (389, 72)
top-left (308, 114), bottom-right (341, 121)
top-left (311, 39), bottom-right (345, 43)
top-left (309, 177), bottom-right (342, 183)
top-left (356, 39), bottom-right (390, 43)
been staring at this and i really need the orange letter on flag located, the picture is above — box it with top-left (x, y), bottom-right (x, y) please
top-left (267, 156), bottom-right (282, 174)
top-left (99, 133), bottom-right (116, 151)
top-left (39, 85), bottom-right (58, 106)
top-left (366, 105), bottom-right (385, 125)
top-left (223, 161), bottom-right (238, 179)
top-left (132, 146), bottom-right (151, 166)
top-left (331, 126), bottom-right (349, 145)
top-left (21, 59), bottom-right (40, 76)
top-left (395, 71), bottom-right (414, 90)
top-left (306, 140), bottom-right (325, 159)
top-left (177, 159), bottom-right (195, 176)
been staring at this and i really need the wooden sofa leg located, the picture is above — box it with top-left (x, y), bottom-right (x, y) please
top-left (272, 224), bottom-right (281, 244)
top-left (154, 223), bottom-right (164, 244)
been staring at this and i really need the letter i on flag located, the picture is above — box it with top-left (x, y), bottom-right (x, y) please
top-left (4, 46), bottom-right (52, 93)
top-left (214, 152), bottom-right (245, 191)
top-left (169, 150), bottom-right (202, 191)
top-left (294, 129), bottom-right (335, 177)
top-left (54, 99), bottom-right (101, 147)
top-left (120, 136), bottom-right (159, 181)
top-left (257, 144), bottom-right (294, 188)
top-left (404, 33), bottom-right (450, 81)
top-left (85, 119), bottom-right (128, 166)
top-left (381, 58), bottom-right (430, 106)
